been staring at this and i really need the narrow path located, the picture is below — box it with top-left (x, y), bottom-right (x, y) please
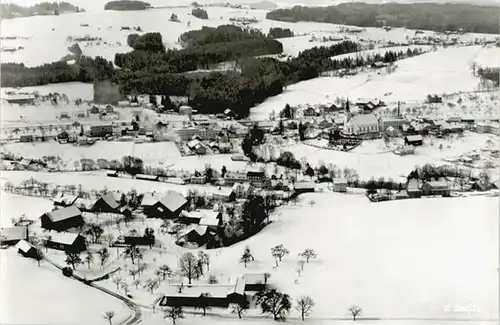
top-left (42, 254), bottom-right (141, 325)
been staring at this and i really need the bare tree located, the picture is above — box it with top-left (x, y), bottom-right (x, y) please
top-left (156, 264), bottom-right (173, 281)
top-left (112, 276), bottom-right (122, 290)
top-left (34, 249), bottom-right (44, 267)
top-left (296, 296), bottom-right (315, 321)
top-left (132, 279), bottom-right (141, 289)
top-left (298, 249), bottom-right (317, 263)
top-left (196, 293), bottom-right (212, 316)
top-left (271, 244), bottom-right (289, 267)
top-left (208, 275), bottom-right (218, 284)
top-left (129, 268), bottom-right (139, 280)
top-left (97, 248), bottom-right (110, 269)
top-left (84, 251), bottom-right (94, 269)
top-left (124, 245), bottom-right (142, 264)
top-left (65, 251), bottom-right (82, 270)
top-left (179, 252), bottom-right (199, 284)
top-left (348, 305), bottom-right (362, 321)
top-left (121, 282), bottom-right (129, 295)
top-left (298, 260), bottom-right (305, 271)
top-left (103, 311), bottom-right (115, 325)
top-left (240, 246), bottom-right (254, 267)
top-left (230, 301), bottom-right (250, 319)
top-left (164, 306), bottom-right (184, 325)
top-left (198, 251), bottom-right (210, 271)
top-left (308, 200), bottom-right (316, 207)
top-left (143, 278), bottom-right (160, 294)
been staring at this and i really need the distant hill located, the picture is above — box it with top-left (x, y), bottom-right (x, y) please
top-left (266, 2), bottom-right (499, 34)
top-left (246, 0), bottom-right (278, 9)
top-left (1, 2), bottom-right (83, 19)
top-left (104, 0), bottom-right (151, 11)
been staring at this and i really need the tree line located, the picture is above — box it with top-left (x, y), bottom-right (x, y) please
top-left (104, 0), bottom-right (151, 11)
top-left (266, 2), bottom-right (499, 34)
top-left (1, 2), bottom-right (83, 19)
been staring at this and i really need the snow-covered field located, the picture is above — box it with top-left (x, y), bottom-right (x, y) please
top-left (474, 46), bottom-right (500, 68)
top-left (249, 46), bottom-right (492, 120)
top-left (3, 191), bottom-right (496, 323)
top-left (0, 247), bottom-right (129, 325)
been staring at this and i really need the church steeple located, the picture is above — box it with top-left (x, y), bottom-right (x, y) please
top-left (344, 97), bottom-right (352, 126)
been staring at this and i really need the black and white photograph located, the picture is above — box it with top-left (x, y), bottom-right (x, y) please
top-left (0, 0), bottom-right (498, 324)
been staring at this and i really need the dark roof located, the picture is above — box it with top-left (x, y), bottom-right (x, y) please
top-left (159, 191), bottom-right (187, 212)
top-left (44, 206), bottom-right (82, 223)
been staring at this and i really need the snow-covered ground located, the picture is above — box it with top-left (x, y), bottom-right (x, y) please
top-left (473, 46), bottom-right (500, 68)
top-left (1, 1), bottom-right (497, 67)
top-left (249, 46), bottom-right (493, 120)
top-left (3, 191), bottom-right (496, 323)
top-left (0, 247), bottom-right (129, 325)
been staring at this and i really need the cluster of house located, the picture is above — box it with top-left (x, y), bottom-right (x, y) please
top-left (159, 273), bottom-right (269, 308)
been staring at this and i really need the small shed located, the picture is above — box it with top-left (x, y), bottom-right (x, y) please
top-left (405, 135), bottom-right (423, 146)
top-left (212, 187), bottom-right (236, 202)
top-left (16, 240), bottom-right (37, 258)
top-left (333, 178), bottom-right (348, 192)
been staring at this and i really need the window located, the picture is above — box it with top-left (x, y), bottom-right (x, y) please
top-left (157, 207), bottom-right (164, 212)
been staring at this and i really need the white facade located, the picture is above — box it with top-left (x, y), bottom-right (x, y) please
top-left (344, 114), bottom-right (379, 135)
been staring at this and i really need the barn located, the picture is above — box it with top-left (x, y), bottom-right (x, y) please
top-left (41, 206), bottom-right (84, 231)
top-left (242, 273), bottom-right (269, 292)
top-left (93, 192), bottom-right (123, 213)
top-left (404, 135), bottom-right (423, 146)
top-left (0, 226), bottom-right (28, 245)
top-left (145, 191), bottom-right (187, 219)
top-left (332, 178), bottom-right (348, 192)
top-left (45, 231), bottom-right (86, 253)
top-left (159, 281), bottom-right (246, 308)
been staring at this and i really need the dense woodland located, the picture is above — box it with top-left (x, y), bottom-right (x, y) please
top-left (267, 27), bottom-right (294, 39)
top-left (104, 0), bottom-right (150, 11)
top-left (1, 24), bottom-right (423, 117)
top-left (191, 7), bottom-right (208, 19)
top-left (266, 3), bottom-right (500, 34)
top-left (1, 2), bottom-right (83, 19)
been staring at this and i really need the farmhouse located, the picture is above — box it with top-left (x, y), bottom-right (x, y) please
top-left (405, 135), bottom-right (423, 146)
top-left (178, 210), bottom-right (221, 228)
top-left (187, 139), bottom-right (207, 155)
top-left (15, 240), bottom-right (37, 258)
top-left (212, 187), bottom-right (236, 202)
top-left (422, 181), bottom-right (450, 197)
top-left (224, 172), bottom-right (249, 186)
top-left (145, 191), bottom-right (188, 219)
top-left (41, 206), bottom-right (84, 231)
top-left (247, 170), bottom-right (266, 182)
top-left (45, 231), bottom-right (86, 253)
top-left (92, 192), bottom-right (123, 213)
top-left (378, 116), bottom-right (409, 131)
top-left (333, 178), bottom-right (348, 192)
top-left (0, 226), bottom-right (28, 245)
top-left (242, 273), bottom-right (269, 291)
top-left (52, 193), bottom-right (78, 207)
top-left (136, 174), bottom-right (160, 182)
top-left (159, 281), bottom-right (246, 308)
top-left (344, 114), bottom-right (379, 135)
top-left (114, 235), bottom-right (154, 247)
top-left (19, 135), bottom-right (34, 142)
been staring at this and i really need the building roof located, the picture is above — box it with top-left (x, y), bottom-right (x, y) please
top-left (243, 273), bottom-right (267, 285)
top-left (426, 181), bottom-right (449, 189)
top-left (182, 225), bottom-right (208, 237)
top-left (333, 178), bottom-right (347, 185)
top-left (136, 174), bottom-right (159, 180)
top-left (47, 231), bottom-right (82, 245)
top-left (98, 192), bottom-right (122, 209)
top-left (0, 226), bottom-right (28, 241)
top-left (44, 206), bottom-right (82, 223)
top-left (229, 277), bottom-right (246, 295)
top-left (15, 240), bottom-right (34, 253)
top-left (405, 135), bottom-right (423, 142)
top-left (346, 114), bottom-right (378, 126)
top-left (395, 189), bottom-right (409, 197)
top-left (52, 193), bottom-right (78, 205)
top-left (199, 217), bottom-right (220, 227)
top-left (187, 139), bottom-right (202, 149)
top-left (159, 191), bottom-right (187, 212)
top-left (294, 182), bottom-right (316, 190)
top-left (407, 179), bottom-right (421, 192)
top-left (164, 284), bottom-right (239, 299)
top-left (212, 187), bottom-right (234, 198)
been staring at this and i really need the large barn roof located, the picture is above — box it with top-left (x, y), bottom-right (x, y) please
top-left (159, 191), bottom-right (187, 212)
top-left (99, 192), bottom-right (122, 209)
top-left (44, 206), bottom-right (82, 223)
top-left (47, 231), bottom-right (81, 245)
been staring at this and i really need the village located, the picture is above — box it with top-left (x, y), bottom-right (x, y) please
top-left (1, 0), bottom-right (499, 323)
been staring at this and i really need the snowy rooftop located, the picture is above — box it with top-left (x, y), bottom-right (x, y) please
top-left (242, 273), bottom-right (267, 285)
top-left (0, 226), bottom-right (28, 241)
top-left (159, 191), bottom-right (187, 212)
top-left (347, 114), bottom-right (378, 126)
top-left (164, 283), bottom-right (242, 299)
top-left (44, 206), bottom-right (81, 222)
top-left (15, 240), bottom-right (34, 253)
top-left (47, 231), bottom-right (81, 245)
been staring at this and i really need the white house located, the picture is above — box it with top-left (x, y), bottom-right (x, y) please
top-left (344, 114), bottom-right (379, 135)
